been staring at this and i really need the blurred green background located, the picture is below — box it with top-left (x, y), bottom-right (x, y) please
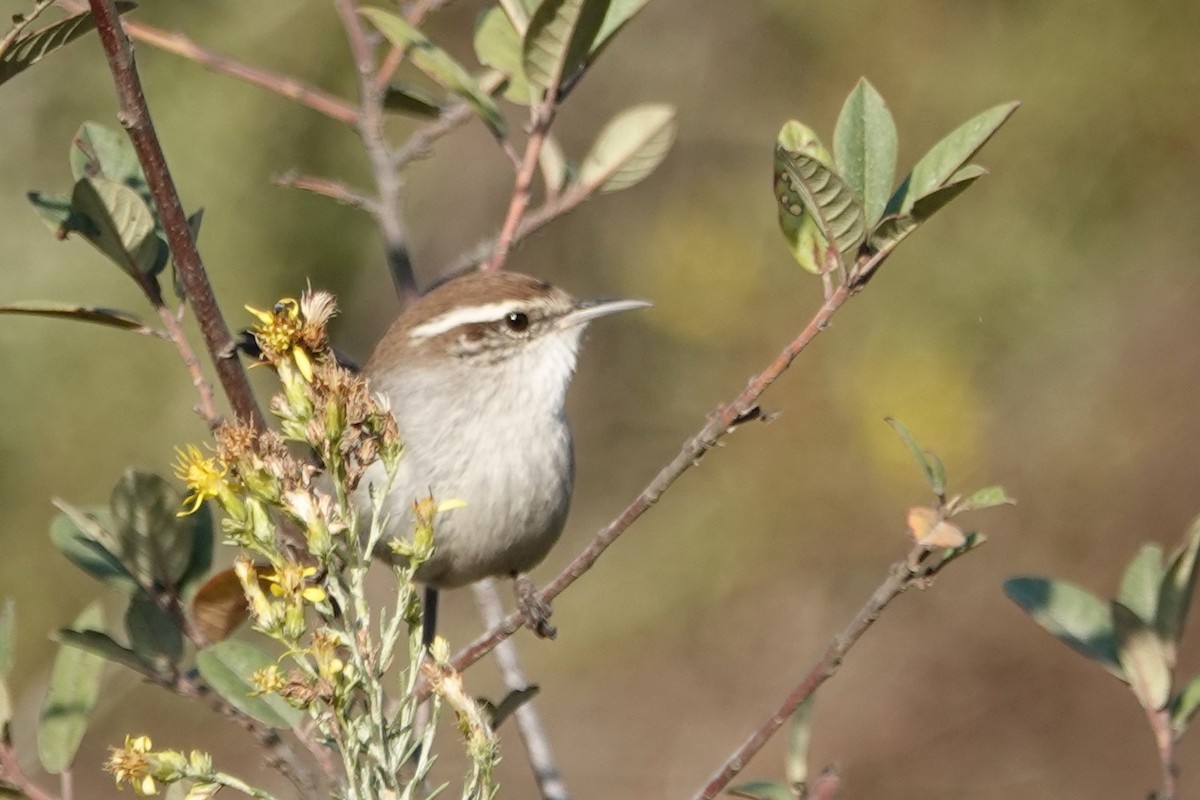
top-left (3, 0), bottom-right (1200, 797)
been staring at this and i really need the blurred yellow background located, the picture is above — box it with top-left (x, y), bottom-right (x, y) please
top-left (2, 0), bottom-right (1200, 797)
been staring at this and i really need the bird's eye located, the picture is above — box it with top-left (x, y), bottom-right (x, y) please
top-left (505, 311), bottom-right (529, 332)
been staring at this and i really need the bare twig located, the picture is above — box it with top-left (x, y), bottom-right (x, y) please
top-left (85, 0), bottom-right (265, 430)
top-left (276, 171), bottom-right (380, 213)
top-left (0, 737), bottom-right (59, 800)
top-left (486, 104), bottom-right (554, 272)
top-left (1147, 706), bottom-right (1178, 800)
top-left (153, 301), bottom-right (221, 425)
top-left (690, 544), bottom-right (970, 800)
top-left (0, 0), bottom-right (56, 60)
top-left (334, 0), bottom-right (419, 305)
top-left (58, 0), bottom-right (358, 125)
top-left (472, 581), bottom-right (571, 800)
top-left (392, 71), bottom-right (511, 170)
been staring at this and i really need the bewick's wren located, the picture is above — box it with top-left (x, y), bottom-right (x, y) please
top-left (360, 270), bottom-right (649, 637)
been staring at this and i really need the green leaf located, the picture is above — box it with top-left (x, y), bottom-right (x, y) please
top-left (1156, 518), bottom-right (1200, 662)
top-left (70, 177), bottom-right (160, 277)
top-left (55, 628), bottom-right (154, 678)
top-left (498, 0), bottom-right (533, 34)
top-left (728, 782), bottom-right (794, 800)
top-left (1171, 672), bottom-right (1200, 739)
top-left (176, 502), bottom-right (214, 593)
top-left (522, 0), bottom-right (611, 94)
top-left (900, 101), bottom-right (1018, 214)
top-left (590, 0), bottom-right (648, 57)
top-left (27, 191), bottom-right (78, 233)
top-left (1004, 577), bottom-right (1123, 680)
top-left (871, 164), bottom-right (987, 251)
top-left (0, 302), bottom-right (151, 333)
top-left (109, 469), bottom-right (196, 589)
top-left (0, 4), bottom-right (136, 88)
top-left (49, 501), bottom-right (139, 593)
top-left (925, 450), bottom-right (947, 497)
top-left (778, 141), bottom-right (866, 272)
top-left (38, 603), bottom-right (106, 774)
top-left (0, 600), bottom-right (14, 680)
top-left (884, 418), bottom-right (940, 493)
top-left (69, 121), bottom-right (146, 190)
top-left (785, 695), bottom-right (815, 788)
top-left (195, 641), bottom-right (302, 729)
top-left (579, 103), bottom-right (676, 193)
top-left (833, 78), bottom-right (898, 227)
top-left (773, 123), bottom-right (829, 274)
top-left (382, 82), bottom-right (443, 117)
top-left (958, 484), bottom-right (1015, 512)
top-left (360, 8), bottom-right (506, 139)
top-left (1119, 544), bottom-right (1163, 626)
top-left (474, 7), bottom-right (533, 105)
top-left (1112, 601), bottom-right (1171, 711)
top-left (124, 592), bottom-right (183, 668)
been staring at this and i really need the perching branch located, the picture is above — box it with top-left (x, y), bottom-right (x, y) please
top-left (85, 0), bottom-right (265, 430)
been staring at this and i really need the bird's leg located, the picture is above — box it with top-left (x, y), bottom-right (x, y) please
top-left (512, 574), bottom-right (556, 639)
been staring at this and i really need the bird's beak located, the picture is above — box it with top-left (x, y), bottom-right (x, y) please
top-left (563, 297), bottom-right (652, 327)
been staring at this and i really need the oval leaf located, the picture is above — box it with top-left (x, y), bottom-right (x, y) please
top-left (833, 77), bottom-right (898, 227)
top-left (1112, 601), bottom-right (1171, 711)
top-left (55, 628), bottom-right (154, 678)
top-left (1003, 576), bottom-right (1124, 680)
top-left (1118, 544), bottom-right (1163, 626)
top-left (69, 121), bottom-right (145, 189)
top-left (778, 149), bottom-right (865, 272)
top-left (38, 603), bottom-right (106, 774)
top-left (1157, 518), bottom-right (1200, 658)
top-left (785, 695), bottom-right (815, 788)
top-left (590, 0), bottom-right (648, 59)
top-left (196, 641), bottom-right (302, 729)
top-left (125, 592), bottom-right (183, 668)
top-left (70, 177), bottom-right (159, 276)
top-left (0, 4), bottom-right (135, 88)
top-left (872, 164), bottom-right (987, 251)
top-left (474, 7), bottom-right (533, 105)
top-left (522, 0), bottom-right (611, 94)
top-left (1171, 672), bottom-right (1200, 738)
top-left (0, 302), bottom-right (151, 333)
top-left (902, 101), bottom-right (1018, 213)
top-left (579, 103), bottom-right (675, 193)
top-left (360, 8), bottom-right (506, 138)
top-left (109, 469), bottom-right (196, 589)
top-left (49, 501), bottom-right (139, 593)
top-left (957, 484), bottom-right (1015, 513)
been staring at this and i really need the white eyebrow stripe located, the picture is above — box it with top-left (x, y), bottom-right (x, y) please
top-left (408, 301), bottom-right (517, 340)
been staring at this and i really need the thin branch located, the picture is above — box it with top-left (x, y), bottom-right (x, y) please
top-left (428, 280), bottom-right (855, 692)
top-left (1147, 706), bottom-right (1178, 800)
top-left (275, 170), bottom-right (380, 213)
top-left (85, 0), bottom-right (265, 430)
top-left (0, 0), bottom-right (56, 60)
top-left (154, 301), bottom-right (220, 425)
top-left (690, 545), bottom-right (964, 800)
top-left (334, 0), bottom-right (419, 305)
top-left (392, 71), bottom-right (513, 170)
top-left (486, 104), bottom-right (555, 272)
top-left (472, 581), bottom-right (571, 800)
top-left (58, 0), bottom-right (358, 125)
top-left (0, 738), bottom-right (59, 800)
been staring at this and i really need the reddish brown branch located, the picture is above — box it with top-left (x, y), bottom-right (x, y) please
top-left (0, 738), bottom-right (59, 800)
top-left (275, 171), bottom-right (379, 213)
top-left (86, 0), bottom-right (265, 430)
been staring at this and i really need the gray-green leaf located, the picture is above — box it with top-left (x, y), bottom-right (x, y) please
top-left (1119, 544), bottom-right (1163, 626)
top-left (50, 501), bottom-right (139, 593)
top-left (900, 101), bottom-right (1018, 214)
top-left (69, 121), bottom-right (146, 191)
top-left (871, 164), bottom-right (987, 251)
top-left (522, 0), bottom-right (610, 94)
top-left (1156, 518), bottom-right (1200, 662)
top-left (125, 592), bottom-right (184, 668)
top-left (1003, 576), bottom-right (1123, 680)
top-left (0, 302), bottom-right (151, 333)
top-left (1171, 672), bottom-right (1200, 739)
top-left (70, 177), bottom-right (160, 277)
top-left (579, 103), bottom-right (676, 193)
top-left (56, 628), bottom-right (155, 679)
top-left (833, 78), bottom-right (898, 227)
top-left (785, 695), bottom-right (815, 788)
top-left (884, 418), bottom-right (941, 493)
top-left (195, 641), bottom-right (302, 729)
top-left (958, 484), bottom-right (1015, 512)
top-left (778, 149), bottom-right (866, 271)
top-left (474, 7), bottom-right (533, 105)
top-left (382, 82), bottom-right (443, 117)
top-left (0, 4), bottom-right (135, 88)
top-left (361, 8), bottom-right (506, 139)
top-left (1112, 601), bottom-right (1171, 711)
top-left (109, 469), bottom-right (196, 589)
top-left (38, 603), bottom-right (106, 774)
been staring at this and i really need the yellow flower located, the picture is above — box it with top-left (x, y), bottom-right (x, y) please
top-left (104, 734), bottom-right (157, 795)
top-left (263, 562), bottom-right (327, 605)
top-left (250, 664), bottom-right (286, 695)
top-left (246, 299), bottom-right (315, 381)
top-left (173, 445), bottom-right (227, 516)
top-left (311, 630), bottom-right (345, 680)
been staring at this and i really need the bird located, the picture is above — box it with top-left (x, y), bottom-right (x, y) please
top-left (358, 270), bottom-right (650, 637)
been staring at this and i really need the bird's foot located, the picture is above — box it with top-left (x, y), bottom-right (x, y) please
top-left (513, 575), bottom-right (556, 639)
